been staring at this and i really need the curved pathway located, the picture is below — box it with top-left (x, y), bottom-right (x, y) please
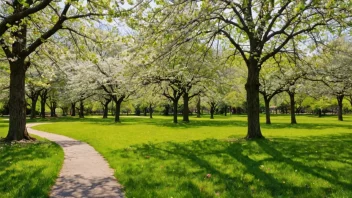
top-left (27, 123), bottom-right (124, 198)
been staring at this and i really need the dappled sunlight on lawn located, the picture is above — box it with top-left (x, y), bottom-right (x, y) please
top-left (32, 114), bottom-right (352, 197)
top-left (0, 120), bottom-right (64, 198)
top-left (0, 141), bottom-right (63, 198)
top-left (112, 134), bottom-right (352, 197)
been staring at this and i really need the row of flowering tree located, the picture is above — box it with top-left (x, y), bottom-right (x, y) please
top-left (1, 0), bottom-right (352, 141)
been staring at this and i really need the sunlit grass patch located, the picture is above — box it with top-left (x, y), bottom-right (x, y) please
top-left (0, 120), bottom-right (64, 198)
top-left (33, 114), bottom-right (352, 197)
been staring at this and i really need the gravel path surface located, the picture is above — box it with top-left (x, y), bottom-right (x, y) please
top-left (27, 123), bottom-right (124, 198)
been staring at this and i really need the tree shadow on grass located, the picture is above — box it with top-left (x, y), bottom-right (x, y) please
top-left (27, 115), bottom-right (352, 131)
top-left (150, 120), bottom-right (352, 131)
top-left (26, 116), bottom-right (116, 124)
top-left (112, 134), bottom-right (352, 197)
top-left (0, 141), bottom-right (63, 198)
top-left (255, 137), bottom-right (352, 190)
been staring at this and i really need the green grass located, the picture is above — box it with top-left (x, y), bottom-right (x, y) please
top-left (32, 114), bottom-right (352, 197)
top-left (0, 119), bottom-right (64, 198)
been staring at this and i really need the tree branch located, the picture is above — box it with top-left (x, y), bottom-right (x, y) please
top-left (0, 0), bottom-right (54, 36)
top-left (219, 29), bottom-right (248, 64)
top-left (260, 22), bottom-right (327, 65)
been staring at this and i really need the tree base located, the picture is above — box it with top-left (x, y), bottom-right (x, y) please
top-left (4, 135), bottom-right (36, 142)
top-left (4, 127), bottom-right (36, 142)
top-left (245, 134), bottom-right (265, 140)
top-left (22, 133), bottom-right (36, 141)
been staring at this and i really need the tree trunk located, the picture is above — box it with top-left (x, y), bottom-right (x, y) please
top-left (135, 105), bottom-right (141, 116)
top-left (103, 103), bottom-right (109, 118)
top-left (289, 92), bottom-right (297, 124)
top-left (245, 60), bottom-right (263, 139)
top-left (111, 101), bottom-right (115, 116)
top-left (173, 100), bottom-right (178, 123)
top-left (224, 105), bottom-right (227, 116)
top-left (337, 95), bottom-right (344, 121)
top-left (182, 92), bottom-right (189, 122)
top-left (5, 4), bottom-right (35, 141)
top-left (40, 100), bottom-right (45, 118)
top-left (79, 100), bottom-right (84, 118)
top-left (61, 107), bottom-right (68, 116)
top-left (6, 60), bottom-right (33, 141)
top-left (164, 104), bottom-right (169, 116)
top-left (318, 109), bottom-right (322, 117)
top-left (112, 96), bottom-right (124, 122)
top-left (114, 98), bottom-right (123, 122)
top-left (50, 102), bottom-right (56, 117)
top-left (30, 95), bottom-right (38, 119)
top-left (40, 89), bottom-right (48, 118)
top-left (149, 104), bottom-right (153, 119)
top-left (71, 102), bottom-right (76, 116)
top-left (264, 97), bottom-right (271, 124)
top-left (144, 107), bottom-right (147, 116)
top-left (115, 101), bottom-right (121, 122)
top-left (210, 103), bottom-right (215, 119)
top-left (102, 99), bottom-right (111, 119)
top-left (196, 96), bottom-right (201, 118)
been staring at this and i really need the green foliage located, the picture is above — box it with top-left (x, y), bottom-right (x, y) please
top-left (33, 115), bottom-right (352, 197)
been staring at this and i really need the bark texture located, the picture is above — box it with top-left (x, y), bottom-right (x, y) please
top-left (288, 92), bottom-right (297, 124)
top-left (182, 92), bottom-right (189, 122)
top-left (29, 92), bottom-right (39, 119)
top-left (164, 104), bottom-right (170, 116)
top-left (264, 97), bottom-right (271, 124)
top-left (102, 98), bottom-right (111, 119)
top-left (245, 60), bottom-right (263, 139)
top-left (149, 104), bottom-right (153, 119)
top-left (337, 95), bottom-right (344, 121)
top-left (79, 100), bottom-right (84, 118)
top-left (173, 100), bottom-right (178, 123)
top-left (50, 101), bottom-right (57, 117)
top-left (5, 4), bottom-right (34, 140)
top-left (112, 96), bottom-right (124, 122)
top-left (6, 59), bottom-right (33, 140)
top-left (210, 102), bottom-right (215, 119)
top-left (71, 102), bottom-right (76, 116)
top-left (39, 89), bottom-right (48, 118)
top-left (196, 96), bottom-right (201, 118)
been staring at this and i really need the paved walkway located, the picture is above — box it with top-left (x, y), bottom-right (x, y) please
top-left (27, 123), bottom-right (124, 198)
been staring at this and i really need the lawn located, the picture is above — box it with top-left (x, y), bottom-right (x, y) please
top-left (32, 114), bottom-right (352, 198)
top-left (0, 119), bottom-right (64, 198)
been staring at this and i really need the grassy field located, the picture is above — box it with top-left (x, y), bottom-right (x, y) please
top-left (0, 119), bottom-right (64, 198)
top-left (31, 114), bottom-right (352, 198)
